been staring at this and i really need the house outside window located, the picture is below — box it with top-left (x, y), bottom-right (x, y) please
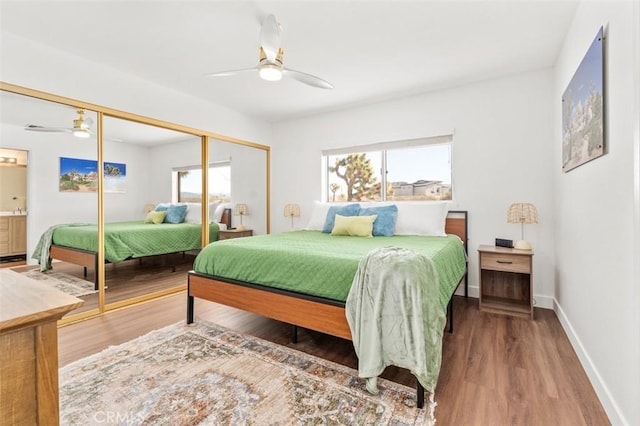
top-left (323, 135), bottom-right (452, 202)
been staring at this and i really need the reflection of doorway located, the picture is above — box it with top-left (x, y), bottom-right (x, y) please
top-left (0, 148), bottom-right (28, 267)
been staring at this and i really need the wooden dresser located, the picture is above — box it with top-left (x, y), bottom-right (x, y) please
top-left (0, 269), bottom-right (83, 426)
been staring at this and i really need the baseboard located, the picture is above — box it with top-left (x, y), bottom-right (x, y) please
top-left (553, 299), bottom-right (626, 426)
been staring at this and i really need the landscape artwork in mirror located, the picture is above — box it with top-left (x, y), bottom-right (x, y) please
top-left (59, 157), bottom-right (126, 193)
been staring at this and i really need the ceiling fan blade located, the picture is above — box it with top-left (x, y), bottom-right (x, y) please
top-left (24, 124), bottom-right (71, 133)
top-left (283, 68), bottom-right (334, 90)
top-left (205, 67), bottom-right (257, 78)
top-left (260, 14), bottom-right (281, 63)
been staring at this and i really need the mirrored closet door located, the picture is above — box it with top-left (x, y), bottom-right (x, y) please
top-left (0, 90), bottom-right (100, 318)
top-left (1, 82), bottom-right (271, 323)
top-left (102, 116), bottom-right (203, 309)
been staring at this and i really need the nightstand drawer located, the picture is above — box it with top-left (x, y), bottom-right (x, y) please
top-left (219, 230), bottom-right (253, 240)
top-left (481, 252), bottom-right (531, 274)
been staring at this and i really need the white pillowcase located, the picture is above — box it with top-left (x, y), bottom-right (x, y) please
top-left (304, 201), bottom-right (354, 231)
top-left (213, 202), bottom-right (232, 223)
top-left (180, 202), bottom-right (223, 224)
top-left (184, 202), bottom-right (202, 224)
top-left (303, 201), bottom-right (328, 231)
top-left (394, 202), bottom-right (449, 236)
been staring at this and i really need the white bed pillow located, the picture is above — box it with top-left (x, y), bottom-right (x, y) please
top-left (184, 202), bottom-right (202, 224)
top-left (394, 202), bottom-right (449, 236)
top-left (304, 201), bottom-right (330, 231)
top-left (181, 202), bottom-right (222, 224)
top-left (304, 201), bottom-right (353, 231)
top-left (213, 202), bottom-right (232, 223)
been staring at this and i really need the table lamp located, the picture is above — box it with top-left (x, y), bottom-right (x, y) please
top-left (507, 203), bottom-right (538, 250)
top-left (234, 203), bottom-right (249, 231)
top-left (284, 203), bottom-right (301, 230)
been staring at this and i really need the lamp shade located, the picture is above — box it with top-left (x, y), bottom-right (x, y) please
top-left (283, 203), bottom-right (301, 218)
top-left (507, 203), bottom-right (538, 225)
top-left (234, 203), bottom-right (249, 216)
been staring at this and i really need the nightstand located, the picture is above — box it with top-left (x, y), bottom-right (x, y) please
top-left (219, 229), bottom-right (253, 240)
top-left (478, 245), bottom-right (534, 319)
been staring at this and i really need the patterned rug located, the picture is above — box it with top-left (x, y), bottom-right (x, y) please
top-left (22, 269), bottom-right (96, 297)
top-left (60, 321), bottom-right (436, 425)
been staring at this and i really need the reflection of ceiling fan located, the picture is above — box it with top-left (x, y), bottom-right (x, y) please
top-left (24, 108), bottom-right (93, 138)
top-left (206, 14), bottom-right (333, 89)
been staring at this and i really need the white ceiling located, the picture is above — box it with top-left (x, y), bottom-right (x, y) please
top-left (1, 1), bottom-right (579, 123)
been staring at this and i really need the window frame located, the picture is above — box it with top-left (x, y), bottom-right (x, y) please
top-left (322, 134), bottom-right (453, 203)
top-left (173, 160), bottom-right (231, 203)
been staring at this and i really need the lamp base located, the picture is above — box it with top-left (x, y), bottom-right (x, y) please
top-left (513, 240), bottom-right (532, 250)
top-left (236, 224), bottom-right (247, 231)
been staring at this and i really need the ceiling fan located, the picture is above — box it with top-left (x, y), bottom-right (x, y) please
top-left (24, 108), bottom-right (93, 138)
top-left (206, 14), bottom-right (333, 90)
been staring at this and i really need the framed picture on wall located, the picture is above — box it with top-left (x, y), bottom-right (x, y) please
top-left (59, 157), bottom-right (126, 193)
top-left (562, 26), bottom-right (604, 173)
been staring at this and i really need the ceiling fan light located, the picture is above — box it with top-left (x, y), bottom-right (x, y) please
top-left (73, 129), bottom-right (91, 138)
top-left (259, 64), bottom-right (282, 81)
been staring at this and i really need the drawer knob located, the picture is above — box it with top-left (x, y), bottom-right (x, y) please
top-left (496, 260), bottom-right (513, 264)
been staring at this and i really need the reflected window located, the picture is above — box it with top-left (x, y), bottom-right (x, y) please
top-left (174, 161), bottom-right (231, 202)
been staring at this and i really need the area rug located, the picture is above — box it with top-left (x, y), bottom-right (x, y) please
top-left (60, 321), bottom-right (436, 425)
top-left (22, 269), bottom-right (96, 297)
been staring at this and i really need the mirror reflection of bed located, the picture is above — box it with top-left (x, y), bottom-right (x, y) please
top-left (0, 88), bottom-right (269, 320)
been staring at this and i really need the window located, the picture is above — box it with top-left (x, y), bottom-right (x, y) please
top-left (173, 161), bottom-right (231, 203)
top-left (323, 135), bottom-right (452, 202)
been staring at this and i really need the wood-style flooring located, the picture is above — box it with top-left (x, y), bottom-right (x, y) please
top-left (11, 254), bottom-right (194, 314)
top-left (58, 292), bottom-right (610, 425)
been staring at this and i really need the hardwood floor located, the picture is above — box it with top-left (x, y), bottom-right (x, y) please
top-left (58, 294), bottom-right (610, 425)
top-left (11, 254), bottom-right (194, 314)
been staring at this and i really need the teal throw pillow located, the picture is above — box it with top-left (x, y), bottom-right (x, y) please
top-left (164, 204), bottom-right (188, 224)
top-left (322, 203), bottom-right (360, 233)
top-left (359, 204), bottom-right (398, 236)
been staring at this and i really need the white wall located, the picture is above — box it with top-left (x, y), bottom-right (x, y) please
top-left (553, 2), bottom-right (639, 425)
top-left (272, 69), bottom-right (555, 304)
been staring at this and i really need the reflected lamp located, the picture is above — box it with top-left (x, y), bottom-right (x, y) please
top-left (234, 203), bottom-right (249, 231)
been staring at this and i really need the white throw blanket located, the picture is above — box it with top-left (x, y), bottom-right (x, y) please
top-left (346, 246), bottom-right (447, 394)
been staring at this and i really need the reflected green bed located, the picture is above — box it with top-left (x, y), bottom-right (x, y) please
top-left (53, 221), bottom-right (220, 263)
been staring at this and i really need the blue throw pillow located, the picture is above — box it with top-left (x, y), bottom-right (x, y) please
top-left (359, 204), bottom-right (398, 236)
top-left (164, 204), bottom-right (188, 224)
top-left (322, 204), bottom-right (361, 233)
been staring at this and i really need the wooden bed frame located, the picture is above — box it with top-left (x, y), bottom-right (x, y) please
top-left (186, 211), bottom-right (468, 407)
top-left (49, 208), bottom-right (233, 290)
top-left (187, 210), bottom-right (467, 338)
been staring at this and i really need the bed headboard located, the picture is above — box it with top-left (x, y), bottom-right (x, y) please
top-left (445, 210), bottom-right (468, 252)
top-left (220, 208), bottom-right (232, 229)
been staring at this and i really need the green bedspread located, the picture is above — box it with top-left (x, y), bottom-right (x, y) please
top-left (50, 221), bottom-right (220, 264)
top-left (193, 231), bottom-right (466, 310)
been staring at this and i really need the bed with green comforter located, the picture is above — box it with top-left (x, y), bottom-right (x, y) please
top-left (193, 230), bottom-right (466, 310)
top-left (52, 221), bottom-right (220, 263)
top-left (190, 228), bottom-right (467, 406)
